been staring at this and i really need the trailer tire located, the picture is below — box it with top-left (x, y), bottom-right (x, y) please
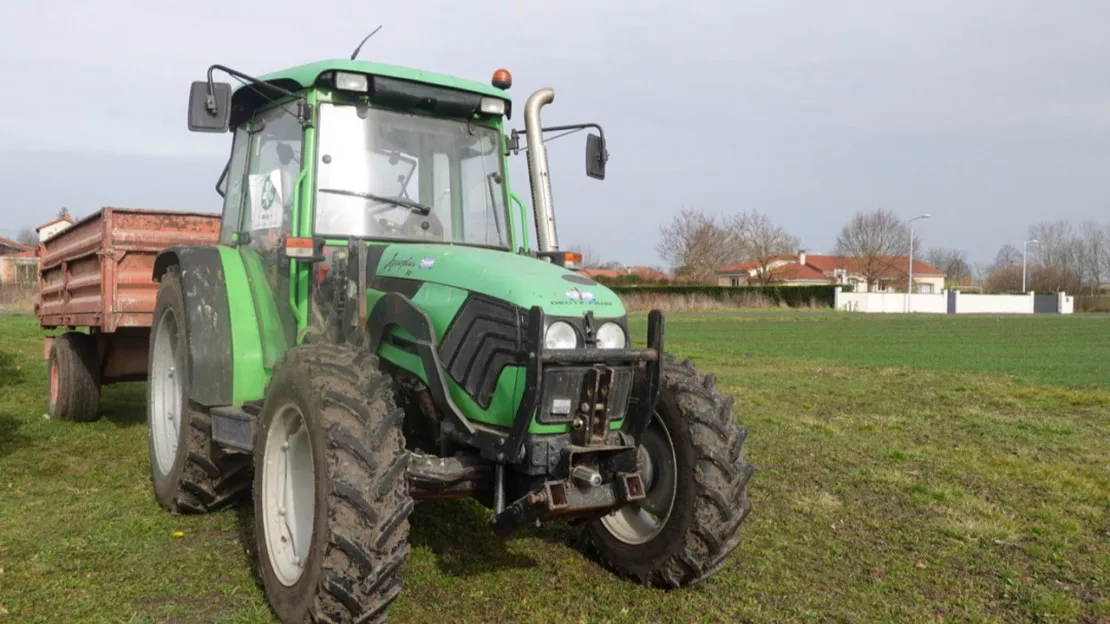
top-left (584, 354), bottom-right (755, 588)
top-left (147, 266), bottom-right (251, 514)
top-left (253, 343), bottom-right (412, 624)
top-left (47, 332), bottom-right (101, 422)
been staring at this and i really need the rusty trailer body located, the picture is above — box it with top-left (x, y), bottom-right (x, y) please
top-left (35, 207), bottom-right (219, 420)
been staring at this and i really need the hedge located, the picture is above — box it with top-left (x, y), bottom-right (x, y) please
top-left (606, 284), bottom-right (852, 308)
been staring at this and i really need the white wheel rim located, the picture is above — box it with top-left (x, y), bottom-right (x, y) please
top-left (150, 308), bottom-right (182, 475)
top-left (261, 402), bottom-right (316, 586)
top-left (599, 412), bottom-right (678, 545)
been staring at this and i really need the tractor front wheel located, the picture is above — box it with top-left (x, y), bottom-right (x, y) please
top-left (585, 354), bottom-right (755, 588)
top-left (147, 266), bottom-right (250, 514)
top-left (253, 343), bottom-right (413, 624)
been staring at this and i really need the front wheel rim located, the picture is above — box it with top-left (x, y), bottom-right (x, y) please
top-left (599, 411), bottom-right (678, 545)
top-left (261, 402), bottom-right (316, 587)
top-left (150, 309), bottom-right (182, 475)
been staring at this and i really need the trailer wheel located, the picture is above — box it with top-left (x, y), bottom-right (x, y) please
top-left (585, 354), bottom-right (755, 588)
top-left (47, 332), bottom-right (101, 422)
top-left (147, 266), bottom-right (251, 514)
top-left (253, 343), bottom-right (412, 624)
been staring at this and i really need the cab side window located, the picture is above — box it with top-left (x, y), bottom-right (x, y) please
top-left (218, 127), bottom-right (250, 245)
top-left (244, 106), bottom-right (303, 236)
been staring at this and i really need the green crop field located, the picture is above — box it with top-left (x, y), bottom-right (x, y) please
top-left (1, 312), bottom-right (1107, 623)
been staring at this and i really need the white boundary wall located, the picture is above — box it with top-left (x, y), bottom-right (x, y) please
top-left (835, 291), bottom-right (947, 313)
top-left (834, 288), bottom-right (1074, 314)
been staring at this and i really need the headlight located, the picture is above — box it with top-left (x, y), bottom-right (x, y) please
top-left (596, 322), bottom-right (626, 349)
top-left (334, 71), bottom-right (369, 92)
top-left (480, 97), bottom-right (506, 115)
top-left (544, 321), bottom-right (577, 349)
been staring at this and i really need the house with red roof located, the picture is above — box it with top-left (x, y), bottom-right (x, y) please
top-left (35, 213), bottom-right (74, 242)
top-left (716, 251), bottom-right (946, 293)
top-left (578, 266), bottom-right (670, 283)
top-left (0, 237), bottom-right (31, 257)
top-left (0, 237), bottom-right (37, 287)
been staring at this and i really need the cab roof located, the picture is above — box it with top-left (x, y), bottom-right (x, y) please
top-left (234, 59), bottom-right (509, 100)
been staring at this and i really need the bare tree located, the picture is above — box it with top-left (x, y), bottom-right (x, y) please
top-left (992, 244), bottom-right (1021, 269)
top-left (15, 227), bottom-right (37, 247)
top-left (567, 243), bottom-right (602, 268)
top-left (833, 208), bottom-right (919, 290)
top-left (728, 210), bottom-right (801, 285)
top-left (1102, 223), bottom-right (1110, 290)
top-left (1028, 219), bottom-right (1082, 292)
top-left (984, 244), bottom-right (1023, 293)
top-left (924, 247), bottom-right (972, 286)
top-left (1077, 220), bottom-right (1108, 293)
top-left (656, 206), bottom-right (745, 284)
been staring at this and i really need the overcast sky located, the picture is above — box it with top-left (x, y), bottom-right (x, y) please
top-left (2, 0), bottom-right (1108, 270)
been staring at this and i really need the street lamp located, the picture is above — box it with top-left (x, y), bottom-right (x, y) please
top-left (907, 213), bottom-right (931, 296)
top-left (1022, 239), bottom-right (1038, 293)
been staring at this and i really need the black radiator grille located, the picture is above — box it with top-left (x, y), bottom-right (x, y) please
top-left (438, 294), bottom-right (530, 409)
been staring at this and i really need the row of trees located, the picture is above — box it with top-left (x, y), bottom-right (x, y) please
top-left (655, 207), bottom-right (800, 284)
top-left (984, 219), bottom-right (1110, 294)
top-left (655, 206), bottom-right (929, 288)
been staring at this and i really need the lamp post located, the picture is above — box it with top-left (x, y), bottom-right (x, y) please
top-left (1022, 239), bottom-right (1038, 293)
top-left (907, 214), bottom-right (931, 302)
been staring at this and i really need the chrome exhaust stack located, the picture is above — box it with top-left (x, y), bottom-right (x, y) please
top-left (524, 88), bottom-right (559, 252)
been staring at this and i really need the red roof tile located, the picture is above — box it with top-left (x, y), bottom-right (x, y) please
top-left (0, 237), bottom-right (31, 254)
top-left (718, 253), bottom-right (944, 278)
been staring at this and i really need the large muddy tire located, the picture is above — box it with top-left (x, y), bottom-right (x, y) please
top-left (585, 354), bottom-right (755, 588)
top-left (147, 266), bottom-right (251, 514)
top-left (253, 343), bottom-right (413, 624)
top-left (47, 332), bottom-right (101, 422)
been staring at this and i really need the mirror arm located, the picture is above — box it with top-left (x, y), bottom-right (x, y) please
top-left (506, 123), bottom-right (608, 163)
top-left (205, 64), bottom-right (311, 125)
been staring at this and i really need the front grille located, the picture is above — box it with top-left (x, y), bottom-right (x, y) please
top-left (438, 294), bottom-right (529, 409)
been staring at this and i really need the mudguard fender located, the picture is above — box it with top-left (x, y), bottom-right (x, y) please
top-left (153, 246), bottom-right (234, 406)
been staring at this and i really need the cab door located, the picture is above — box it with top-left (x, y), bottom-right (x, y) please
top-left (235, 104), bottom-right (305, 370)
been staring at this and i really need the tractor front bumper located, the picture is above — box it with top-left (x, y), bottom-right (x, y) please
top-left (502, 308), bottom-right (665, 466)
top-left (487, 308), bottom-right (664, 533)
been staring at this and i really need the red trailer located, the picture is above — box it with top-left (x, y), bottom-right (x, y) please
top-left (35, 207), bottom-right (220, 422)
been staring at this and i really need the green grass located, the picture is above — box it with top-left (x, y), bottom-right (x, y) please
top-left (2, 312), bottom-right (1108, 623)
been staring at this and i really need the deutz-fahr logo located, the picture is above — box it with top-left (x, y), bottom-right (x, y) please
top-left (550, 288), bottom-right (611, 306)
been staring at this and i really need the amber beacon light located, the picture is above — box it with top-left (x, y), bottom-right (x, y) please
top-left (491, 68), bottom-right (512, 89)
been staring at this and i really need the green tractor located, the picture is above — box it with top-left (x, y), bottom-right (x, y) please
top-left (149, 54), bottom-right (754, 623)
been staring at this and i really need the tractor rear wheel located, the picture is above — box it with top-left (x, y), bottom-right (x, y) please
top-left (585, 354), bottom-right (755, 588)
top-left (147, 266), bottom-right (251, 514)
top-left (253, 343), bottom-right (413, 624)
top-left (47, 331), bottom-right (101, 422)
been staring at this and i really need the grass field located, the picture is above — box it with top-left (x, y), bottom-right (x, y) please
top-left (1, 311), bottom-right (1108, 623)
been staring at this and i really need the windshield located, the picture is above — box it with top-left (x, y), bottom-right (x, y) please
top-left (314, 102), bottom-right (510, 248)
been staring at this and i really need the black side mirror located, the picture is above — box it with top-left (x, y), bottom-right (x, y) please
top-left (586, 133), bottom-right (608, 180)
top-left (188, 81), bottom-right (232, 133)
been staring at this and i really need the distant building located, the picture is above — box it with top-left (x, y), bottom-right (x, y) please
top-left (716, 251), bottom-right (946, 293)
top-left (0, 237), bottom-right (37, 286)
top-left (36, 214), bottom-right (74, 242)
top-left (577, 266), bottom-right (670, 283)
top-left (0, 237), bottom-right (30, 256)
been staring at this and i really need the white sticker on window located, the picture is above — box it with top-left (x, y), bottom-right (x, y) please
top-left (248, 170), bottom-right (284, 230)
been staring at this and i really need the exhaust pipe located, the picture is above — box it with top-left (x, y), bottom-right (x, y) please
top-left (524, 88), bottom-right (558, 252)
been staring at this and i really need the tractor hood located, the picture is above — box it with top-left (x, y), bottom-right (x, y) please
top-left (370, 243), bottom-right (626, 318)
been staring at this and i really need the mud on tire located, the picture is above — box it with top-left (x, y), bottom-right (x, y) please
top-left (585, 353), bottom-right (755, 588)
top-left (147, 266), bottom-right (251, 514)
top-left (253, 343), bottom-right (413, 624)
